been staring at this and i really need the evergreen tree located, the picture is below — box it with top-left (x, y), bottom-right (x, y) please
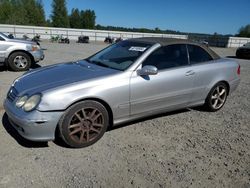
top-left (22, 0), bottom-right (39, 25)
top-left (237, 24), bottom-right (250, 38)
top-left (11, 0), bottom-right (28, 25)
top-left (0, 0), bottom-right (46, 26)
top-left (0, 0), bottom-right (14, 24)
top-left (81, 9), bottom-right (96, 29)
top-left (51, 0), bottom-right (69, 28)
top-left (35, 0), bottom-right (46, 26)
top-left (69, 8), bottom-right (81, 29)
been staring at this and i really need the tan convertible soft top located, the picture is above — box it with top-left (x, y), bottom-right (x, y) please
top-left (128, 37), bottom-right (220, 60)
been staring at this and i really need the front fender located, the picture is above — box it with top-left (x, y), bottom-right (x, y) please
top-left (37, 74), bottom-right (130, 120)
top-left (5, 44), bottom-right (28, 57)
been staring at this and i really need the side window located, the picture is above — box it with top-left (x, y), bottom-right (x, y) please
top-left (142, 44), bottom-right (189, 70)
top-left (0, 36), bottom-right (5, 41)
top-left (188, 45), bottom-right (213, 64)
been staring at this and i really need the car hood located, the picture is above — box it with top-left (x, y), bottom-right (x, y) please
top-left (7, 38), bottom-right (36, 45)
top-left (13, 60), bottom-right (120, 96)
top-left (238, 46), bottom-right (250, 50)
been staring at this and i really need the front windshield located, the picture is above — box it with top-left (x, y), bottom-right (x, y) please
top-left (87, 40), bottom-right (153, 71)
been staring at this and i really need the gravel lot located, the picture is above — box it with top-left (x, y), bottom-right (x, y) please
top-left (0, 42), bottom-right (249, 188)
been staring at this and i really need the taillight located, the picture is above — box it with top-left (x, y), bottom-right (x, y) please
top-left (237, 65), bottom-right (241, 75)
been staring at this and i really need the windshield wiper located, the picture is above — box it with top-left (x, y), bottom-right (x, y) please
top-left (86, 59), bottom-right (122, 71)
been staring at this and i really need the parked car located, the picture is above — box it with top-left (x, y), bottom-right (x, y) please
top-left (104, 36), bottom-right (114, 44)
top-left (200, 40), bottom-right (209, 47)
top-left (4, 37), bottom-right (240, 148)
top-left (77, 36), bottom-right (89, 43)
top-left (32, 34), bottom-right (41, 44)
top-left (58, 35), bottom-right (70, 44)
top-left (115, 37), bottom-right (123, 43)
top-left (0, 32), bottom-right (44, 71)
top-left (50, 35), bottom-right (60, 43)
top-left (50, 35), bottom-right (70, 44)
top-left (236, 42), bottom-right (250, 59)
top-left (8, 33), bottom-right (14, 39)
top-left (19, 34), bottom-right (40, 45)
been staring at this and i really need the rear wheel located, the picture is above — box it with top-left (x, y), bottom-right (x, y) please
top-left (59, 101), bottom-right (109, 148)
top-left (8, 52), bottom-right (31, 71)
top-left (204, 82), bottom-right (228, 112)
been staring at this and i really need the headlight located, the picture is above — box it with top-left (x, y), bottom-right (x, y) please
top-left (16, 94), bottom-right (41, 112)
top-left (16, 95), bottom-right (28, 108)
top-left (31, 45), bottom-right (40, 51)
top-left (23, 94), bottom-right (41, 112)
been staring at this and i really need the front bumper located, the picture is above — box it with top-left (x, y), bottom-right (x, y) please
top-left (30, 49), bottom-right (45, 62)
top-left (4, 99), bottom-right (63, 142)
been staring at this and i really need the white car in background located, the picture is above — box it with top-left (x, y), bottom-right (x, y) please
top-left (0, 32), bottom-right (44, 71)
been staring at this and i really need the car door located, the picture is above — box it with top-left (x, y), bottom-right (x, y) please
top-left (186, 44), bottom-right (216, 103)
top-left (130, 44), bottom-right (195, 115)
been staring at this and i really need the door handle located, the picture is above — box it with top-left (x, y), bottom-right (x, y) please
top-left (185, 70), bottom-right (195, 76)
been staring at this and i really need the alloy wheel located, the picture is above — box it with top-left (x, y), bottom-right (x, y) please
top-left (68, 107), bottom-right (104, 144)
top-left (13, 55), bottom-right (28, 69)
top-left (211, 85), bottom-right (227, 110)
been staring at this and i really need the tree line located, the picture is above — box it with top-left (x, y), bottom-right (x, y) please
top-left (0, 0), bottom-right (46, 26)
top-left (237, 24), bottom-right (250, 38)
top-left (0, 0), bottom-right (250, 37)
top-left (0, 0), bottom-right (96, 29)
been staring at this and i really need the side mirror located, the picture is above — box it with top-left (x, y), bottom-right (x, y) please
top-left (138, 65), bottom-right (158, 76)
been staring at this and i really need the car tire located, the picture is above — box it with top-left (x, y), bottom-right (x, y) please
top-left (8, 52), bottom-right (32, 71)
top-left (204, 82), bottom-right (228, 112)
top-left (59, 100), bottom-right (109, 148)
top-left (236, 51), bottom-right (241, 59)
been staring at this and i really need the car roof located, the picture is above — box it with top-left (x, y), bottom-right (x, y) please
top-left (128, 37), bottom-right (220, 59)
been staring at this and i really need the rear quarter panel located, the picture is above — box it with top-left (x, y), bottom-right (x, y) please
top-left (190, 58), bottom-right (240, 103)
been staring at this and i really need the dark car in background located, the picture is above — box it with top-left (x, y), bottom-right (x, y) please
top-left (236, 42), bottom-right (250, 59)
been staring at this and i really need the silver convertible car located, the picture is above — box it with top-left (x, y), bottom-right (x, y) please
top-left (4, 38), bottom-right (240, 148)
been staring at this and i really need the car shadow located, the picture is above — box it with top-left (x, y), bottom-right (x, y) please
top-left (30, 63), bottom-right (42, 69)
top-left (107, 108), bottom-right (190, 132)
top-left (0, 66), bottom-right (7, 72)
top-left (1, 113), bottom-right (48, 148)
top-left (1, 108), bottom-right (196, 149)
top-left (226, 56), bottom-right (237, 59)
top-left (0, 63), bottom-right (42, 72)
top-left (53, 127), bottom-right (72, 148)
top-left (54, 108), bottom-right (191, 148)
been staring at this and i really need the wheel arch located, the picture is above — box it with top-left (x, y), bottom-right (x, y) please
top-left (55, 97), bottom-right (114, 142)
top-left (207, 80), bottom-right (230, 98)
top-left (7, 50), bottom-right (35, 64)
top-left (65, 97), bottom-right (114, 127)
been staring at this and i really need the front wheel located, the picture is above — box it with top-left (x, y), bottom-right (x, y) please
top-left (236, 51), bottom-right (241, 59)
top-left (204, 82), bottom-right (228, 112)
top-left (59, 101), bottom-right (109, 148)
top-left (8, 52), bottom-right (31, 71)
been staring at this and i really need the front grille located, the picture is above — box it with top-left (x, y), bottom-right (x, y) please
top-left (7, 87), bottom-right (18, 102)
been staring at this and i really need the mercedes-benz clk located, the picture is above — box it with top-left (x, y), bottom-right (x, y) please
top-left (4, 38), bottom-right (240, 148)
